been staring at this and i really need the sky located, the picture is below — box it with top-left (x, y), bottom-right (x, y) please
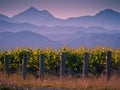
top-left (0, 0), bottom-right (120, 19)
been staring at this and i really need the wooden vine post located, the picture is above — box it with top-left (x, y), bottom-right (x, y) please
top-left (4, 55), bottom-right (9, 76)
top-left (83, 53), bottom-right (89, 78)
top-left (60, 52), bottom-right (66, 79)
top-left (39, 54), bottom-right (45, 80)
top-left (106, 51), bottom-right (112, 80)
top-left (22, 55), bottom-right (27, 80)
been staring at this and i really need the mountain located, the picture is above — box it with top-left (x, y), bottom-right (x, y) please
top-left (11, 7), bottom-right (120, 29)
top-left (0, 20), bottom-right (87, 35)
top-left (0, 19), bottom-right (119, 36)
top-left (1, 20), bottom-right (118, 36)
top-left (67, 33), bottom-right (120, 48)
top-left (12, 7), bottom-right (63, 26)
top-left (94, 9), bottom-right (120, 29)
top-left (0, 20), bottom-right (41, 33)
top-left (95, 9), bottom-right (120, 18)
top-left (66, 9), bottom-right (120, 29)
top-left (0, 31), bottom-right (61, 49)
top-left (46, 26), bottom-right (120, 42)
top-left (0, 14), bottom-right (11, 22)
top-left (0, 31), bottom-right (120, 49)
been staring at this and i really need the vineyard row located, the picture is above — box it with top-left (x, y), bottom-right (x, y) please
top-left (0, 46), bottom-right (120, 79)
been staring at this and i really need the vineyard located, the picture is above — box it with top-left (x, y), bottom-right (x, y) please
top-left (0, 46), bottom-right (120, 77)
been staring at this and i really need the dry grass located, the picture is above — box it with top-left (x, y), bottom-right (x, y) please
top-left (0, 73), bottom-right (120, 90)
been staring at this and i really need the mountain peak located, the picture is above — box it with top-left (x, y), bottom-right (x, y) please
top-left (12, 7), bottom-right (54, 18)
top-left (29, 6), bottom-right (36, 10)
top-left (26, 7), bottom-right (51, 14)
top-left (102, 9), bottom-right (115, 12)
top-left (95, 9), bottom-right (120, 17)
top-left (27, 7), bottom-right (40, 12)
top-left (100, 9), bottom-right (119, 14)
top-left (11, 7), bottom-right (56, 26)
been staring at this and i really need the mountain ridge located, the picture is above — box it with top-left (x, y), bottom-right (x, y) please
top-left (12, 7), bottom-right (55, 19)
top-left (0, 7), bottom-right (120, 29)
top-left (0, 8), bottom-right (120, 20)
top-left (11, 7), bottom-right (63, 26)
top-left (0, 31), bottom-right (61, 49)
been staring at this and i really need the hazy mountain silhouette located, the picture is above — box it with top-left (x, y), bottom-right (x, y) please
top-left (0, 31), bottom-right (61, 49)
top-left (1, 20), bottom-right (118, 35)
top-left (10, 7), bottom-right (120, 29)
top-left (0, 20), bottom-right (82, 35)
top-left (0, 7), bottom-right (120, 29)
top-left (12, 7), bottom-right (64, 26)
top-left (0, 20), bottom-right (42, 33)
top-left (46, 26), bottom-right (120, 43)
top-left (67, 9), bottom-right (120, 29)
top-left (67, 33), bottom-right (120, 48)
top-left (0, 31), bottom-right (120, 49)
